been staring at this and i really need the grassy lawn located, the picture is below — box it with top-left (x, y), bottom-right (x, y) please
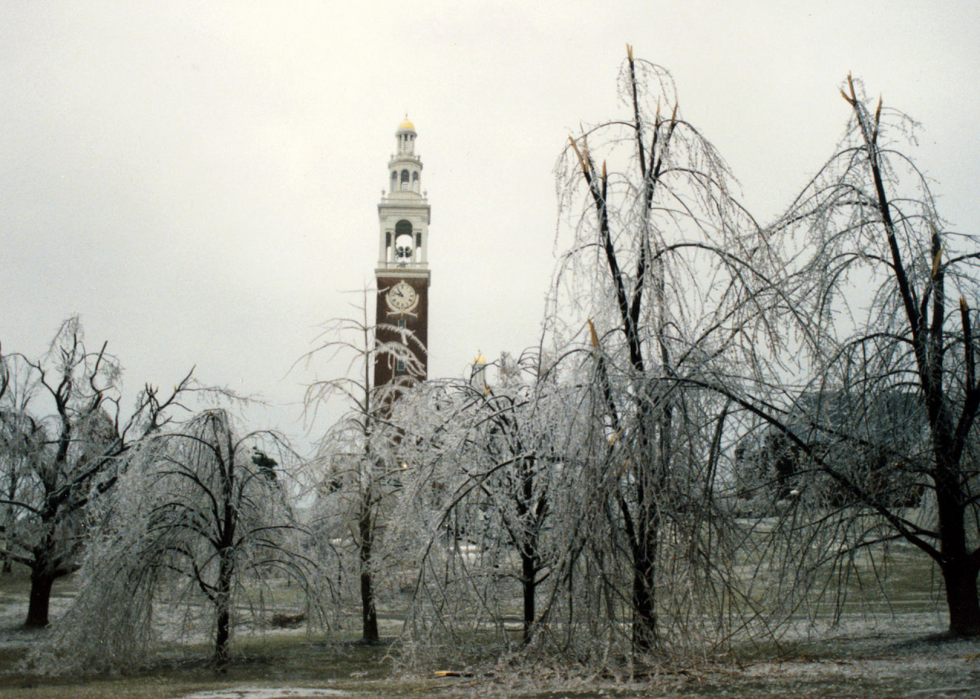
top-left (0, 558), bottom-right (978, 698)
top-left (0, 632), bottom-right (405, 699)
top-left (0, 629), bottom-right (978, 698)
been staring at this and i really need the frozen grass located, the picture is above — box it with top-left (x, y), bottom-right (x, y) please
top-left (0, 561), bottom-right (979, 697)
top-left (0, 631), bottom-right (977, 697)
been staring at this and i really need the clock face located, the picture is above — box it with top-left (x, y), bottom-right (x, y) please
top-left (386, 280), bottom-right (418, 313)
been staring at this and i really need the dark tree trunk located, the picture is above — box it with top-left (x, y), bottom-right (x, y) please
top-left (630, 409), bottom-right (663, 653)
top-left (214, 605), bottom-right (231, 664)
top-left (520, 546), bottom-right (537, 645)
top-left (932, 435), bottom-right (980, 637)
top-left (25, 563), bottom-right (55, 628)
top-left (213, 549), bottom-right (235, 665)
top-left (631, 516), bottom-right (658, 652)
top-left (942, 558), bottom-right (980, 637)
top-left (516, 454), bottom-right (542, 646)
top-left (358, 501), bottom-right (379, 643)
top-left (632, 574), bottom-right (656, 651)
top-left (935, 467), bottom-right (980, 638)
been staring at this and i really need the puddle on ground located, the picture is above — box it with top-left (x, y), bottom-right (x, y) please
top-left (178, 689), bottom-right (347, 699)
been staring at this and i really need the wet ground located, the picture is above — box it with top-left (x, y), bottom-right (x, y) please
top-left (0, 571), bottom-right (978, 698)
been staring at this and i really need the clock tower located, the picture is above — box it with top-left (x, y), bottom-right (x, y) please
top-left (374, 116), bottom-right (431, 390)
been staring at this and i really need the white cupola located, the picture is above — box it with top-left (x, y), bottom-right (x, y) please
top-left (388, 115), bottom-right (422, 196)
top-left (377, 116), bottom-right (430, 270)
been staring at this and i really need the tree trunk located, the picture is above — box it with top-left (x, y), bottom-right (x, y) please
top-left (213, 548), bottom-right (235, 665)
top-left (1, 516), bottom-right (12, 574)
top-left (214, 604), bottom-right (231, 665)
top-left (932, 437), bottom-right (980, 637)
top-left (517, 454), bottom-right (540, 646)
top-left (631, 421), bottom-right (661, 654)
top-left (521, 547), bottom-right (537, 645)
top-left (25, 564), bottom-right (55, 628)
top-left (631, 536), bottom-right (657, 652)
top-left (358, 502), bottom-right (379, 643)
top-left (942, 558), bottom-right (980, 637)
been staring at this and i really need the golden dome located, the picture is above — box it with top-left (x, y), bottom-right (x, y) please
top-left (399, 115), bottom-right (415, 131)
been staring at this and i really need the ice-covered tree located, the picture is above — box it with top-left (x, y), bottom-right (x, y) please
top-left (34, 408), bottom-right (321, 670)
top-left (739, 76), bottom-right (980, 637)
top-left (0, 317), bottom-right (191, 627)
top-left (552, 47), bottom-right (782, 653)
top-left (387, 352), bottom-right (582, 653)
top-left (303, 292), bottom-right (424, 643)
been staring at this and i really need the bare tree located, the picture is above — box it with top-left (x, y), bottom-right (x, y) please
top-left (0, 317), bottom-right (191, 627)
top-left (33, 408), bottom-right (321, 671)
top-left (742, 76), bottom-right (980, 637)
top-left (303, 292), bottom-right (423, 643)
top-left (387, 352), bottom-right (571, 650)
top-left (553, 47), bottom-right (779, 653)
top-left (0, 349), bottom-right (42, 575)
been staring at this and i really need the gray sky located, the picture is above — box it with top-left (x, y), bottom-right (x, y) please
top-left (2, 1), bottom-right (978, 450)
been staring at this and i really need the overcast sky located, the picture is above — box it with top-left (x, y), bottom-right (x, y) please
top-left (2, 1), bottom-right (978, 451)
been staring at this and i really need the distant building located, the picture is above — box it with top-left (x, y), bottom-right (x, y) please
top-left (735, 389), bottom-right (927, 507)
